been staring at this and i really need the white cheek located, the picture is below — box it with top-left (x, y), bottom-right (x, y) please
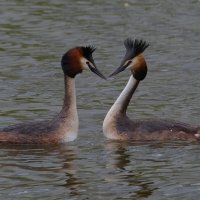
top-left (128, 58), bottom-right (137, 69)
top-left (80, 57), bottom-right (89, 70)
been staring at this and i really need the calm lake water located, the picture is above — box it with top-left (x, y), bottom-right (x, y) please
top-left (0, 0), bottom-right (200, 199)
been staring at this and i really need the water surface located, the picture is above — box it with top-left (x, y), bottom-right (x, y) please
top-left (0, 0), bottom-right (200, 199)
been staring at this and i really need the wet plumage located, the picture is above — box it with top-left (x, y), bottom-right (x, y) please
top-left (103, 38), bottom-right (200, 141)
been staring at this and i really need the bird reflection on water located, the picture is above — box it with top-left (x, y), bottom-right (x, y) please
top-left (104, 141), bottom-right (156, 199)
top-left (59, 145), bottom-right (84, 198)
top-left (0, 144), bottom-right (84, 199)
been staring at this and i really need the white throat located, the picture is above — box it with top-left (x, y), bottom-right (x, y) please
top-left (60, 76), bottom-right (79, 142)
top-left (106, 75), bottom-right (135, 116)
top-left (103, 76), bottom-right (138, 138)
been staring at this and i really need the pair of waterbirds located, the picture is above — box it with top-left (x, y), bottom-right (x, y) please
top-left (0, 38), bottom-right (199, 144)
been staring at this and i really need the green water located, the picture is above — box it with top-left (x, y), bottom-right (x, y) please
top-left (0, 0), bottom-right (200, 199)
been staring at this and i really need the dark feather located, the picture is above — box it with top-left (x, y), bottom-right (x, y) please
top-left (82, 45), bottom-right (96, 59)
top-left (124, 38), bottom-right (149, 59)
top-left (1, 120), bottom-right (57, 135)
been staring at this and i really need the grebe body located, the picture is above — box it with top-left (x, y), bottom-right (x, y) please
top-left (0, 46), bottom-right (106, 144)
top-left (103, 38), bottom-right (200, 141)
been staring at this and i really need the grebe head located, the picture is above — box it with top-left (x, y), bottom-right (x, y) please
top-left (61, 46), bottom-right (106, 79)
top-left (109, 38), bottom-right (149, 81)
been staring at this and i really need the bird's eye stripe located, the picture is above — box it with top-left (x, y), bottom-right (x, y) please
top-left (124, 60), bottom-right (132, 66)
top-left (86, 61), bottom-right (95, 68)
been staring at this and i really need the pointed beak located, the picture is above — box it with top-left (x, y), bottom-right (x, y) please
top-left (87, 62), bottom-right (107, 80)
top-left (109, 61), bottom-right (130, 77)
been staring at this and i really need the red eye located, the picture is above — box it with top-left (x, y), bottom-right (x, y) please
top-left (128, 60), bottom-right (132, 65)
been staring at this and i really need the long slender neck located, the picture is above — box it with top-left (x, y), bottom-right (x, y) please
top-left (50, 74), bottom-right (78, 142)
top-left (52, 74), bottom-right (78, 125)
top-left (109, 75), bottom-right (140, 115)
top-left (59, 75), bottom-right (77, 119)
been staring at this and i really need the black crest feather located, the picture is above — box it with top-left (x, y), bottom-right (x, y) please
top-left (82, 45), bottom-right (96, 59)
top-left (124, 38), bottom-right (149, 58)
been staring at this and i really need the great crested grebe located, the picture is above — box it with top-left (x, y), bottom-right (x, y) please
top-left (103, 38), bottom-right (200, 141)
top-left (0, 46), bottom-right (106, 144)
